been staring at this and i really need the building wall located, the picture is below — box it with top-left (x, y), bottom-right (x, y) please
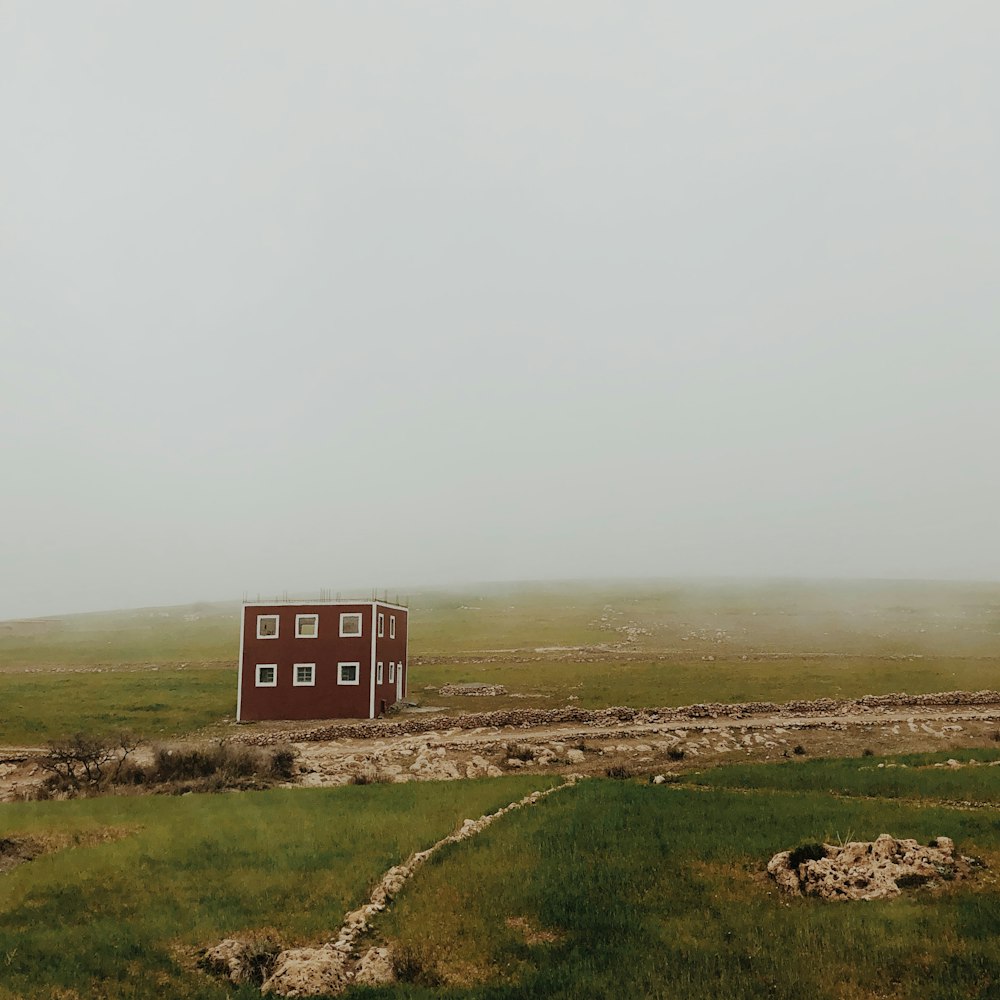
top-left (238, 602), bottom-right (402, 721)
top-left (372, 603), bottom-right (409, 715)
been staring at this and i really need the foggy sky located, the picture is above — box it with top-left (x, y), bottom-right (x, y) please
top-left (2, 2), bottom-right (999, 619)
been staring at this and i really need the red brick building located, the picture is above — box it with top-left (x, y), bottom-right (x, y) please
top-left (237, 601), bottom-right (408, 722)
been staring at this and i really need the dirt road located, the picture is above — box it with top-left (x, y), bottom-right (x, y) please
top-left (288, 700), bottom-right (1000, 786)
top-left (3, 697), bottom-right (999, 799)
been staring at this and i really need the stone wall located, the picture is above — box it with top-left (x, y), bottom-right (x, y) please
top-left (232, 689), bottom-right (1000, 746)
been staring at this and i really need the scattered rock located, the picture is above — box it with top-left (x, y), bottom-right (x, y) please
top-left (768, 834), bottom-right (979, 901)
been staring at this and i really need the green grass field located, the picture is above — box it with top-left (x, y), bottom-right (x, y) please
top-left (0, 668), bottom-right (233, 744)
top-left (1, 580), bottom-right (998, 743)
top-left (0, 776), bottom-right (556, 1000)
top-left (3, 755), bottom-right (996, 999)
top-left (374, 755), bottom-right (1000, 999)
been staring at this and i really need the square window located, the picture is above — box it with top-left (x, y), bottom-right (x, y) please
top-left (390, 615), bottom-right (396, 639)
top-left (388, 662), bottom-right (395, 684)
top-left (255, 664), bottom-right (277, 687)
top-left (338, 662), bottom-right (360, 685)
top-left (377, 612), bottom-right (384, 637)
top-left (293, 663), bottom-right (315, 686)
top-left (256, 615), bottom-right (279, 639)
top-left (377, 662), bottom-right (384, 683)
top-left (339, 613), bottom-right (362, 637)
top-left (295, 614), bottom-right (318, 638)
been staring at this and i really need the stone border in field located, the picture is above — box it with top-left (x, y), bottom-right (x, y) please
top-left (199, 777), bottom-right (580, 996)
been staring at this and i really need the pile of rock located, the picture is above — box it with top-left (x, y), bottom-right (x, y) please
top-left (438, 683), bottom-right (507, 697)
top-left (768, 834), bottom-right (979, 901)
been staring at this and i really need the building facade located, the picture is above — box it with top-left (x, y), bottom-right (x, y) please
top-left (237, 601), bottom-right (408, 721)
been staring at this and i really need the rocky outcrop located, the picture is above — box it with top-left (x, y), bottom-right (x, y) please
top-left (199, 934), bottom-right (281, 986)
top-left (260, 946), bottom-right (352, 996)
top-left (768, 834), bottom-right (979, 901)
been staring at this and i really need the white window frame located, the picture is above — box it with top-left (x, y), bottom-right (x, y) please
top-left (339, 613), bottom-right (363, 638)
top-left (295, 614), bottom-right (319, 639)
top-left (338, 661), bottom-right (361, 685)
top-left (377, 612), bottom-right (385, 637)
top-left (377, 661), bottom-right (384, 683)
top-left (390, 615), bottom-right (396, 639)
top-left (388, 661), bottom-right (395, 684)
top-left (256, 615), bottom-right (279, 639)
top-left (255, 664), bottom-right (278, 687)
top-left (293, 663), bottom-right (316, 687)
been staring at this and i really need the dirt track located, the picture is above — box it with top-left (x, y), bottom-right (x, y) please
top-left (3, 694), bottom-right (999, 799)
top-left (287, 701), bottom-right (1000, 786)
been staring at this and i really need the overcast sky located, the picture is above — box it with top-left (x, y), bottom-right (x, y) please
top-left (2, 2), bottom-right (998, 619)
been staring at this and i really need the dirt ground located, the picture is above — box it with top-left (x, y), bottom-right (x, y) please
top-left (3, 700), bottom-right (999, 801)
top-left (287, 703), bottom-right (1000, 787)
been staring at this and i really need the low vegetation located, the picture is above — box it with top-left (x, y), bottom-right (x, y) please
top-left (376, 775), bottom-right (1000, 999)
top-left (33, 735), bottom-right (297, 799)
top-left (686, 748), bottom-right (1000, 803)
top-left (0, 667), bottom-right (233, 744)
top-left (0, 777), bottom-right (555, 1000)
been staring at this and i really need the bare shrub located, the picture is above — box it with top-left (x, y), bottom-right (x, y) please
top-left (240, 929), bottom-right (283, 985)
top-left (667, 747), bottom-right (686, 761)
top-left (605, 764), bottom-right (634, 780)
top-left (150, 741), bottom-right (272, 785)
top-left (350, 769), bottom-right (392, 785)
top-left (504, 742), bottom-right (535, 762)
top-left (40, 732), bottom-right (142, 794)
top-left (268, 745), bottom-right (298, 780)
top-left (42, 737), bottom-right (299, 798)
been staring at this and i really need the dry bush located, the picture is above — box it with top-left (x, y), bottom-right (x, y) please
top-left (350, 768), bottom-right (393, 785)
top-left (39, 732), bottom-right (142, 794)
top-left (38, 737), bottom-right (297, 798)
top-left (504, 742), bottom-right (535, 762)
top-left (605, 764), bottom-right (635, 780)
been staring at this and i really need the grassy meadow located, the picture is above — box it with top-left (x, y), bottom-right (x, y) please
top-left (374, 757), bottom-right (1000, 999)
top-left (0, 776), bottom-right (556, 1000)
top-left (1, 579), bottom-right (998, 742)
top-left (2, 755), bottom-right (999, 998)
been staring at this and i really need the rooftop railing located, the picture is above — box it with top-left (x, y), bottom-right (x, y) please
top-left (241, 590), bottom-right (408, 607)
